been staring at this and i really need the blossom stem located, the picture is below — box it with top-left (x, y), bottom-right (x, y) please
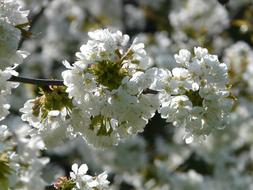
top-left (8, 75), bottom-right (64, 86)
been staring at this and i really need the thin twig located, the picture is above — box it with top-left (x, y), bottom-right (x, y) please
top-left (14, 1), bottom-right (179, 90)
top-left (7, 76), bottom-right (158, 94)
top-left (143, 89), bottom-right (158, 94)
top-left (45, 185), bottom-right (56, 190)
top-left (8, 75), bottom-right (64, 86)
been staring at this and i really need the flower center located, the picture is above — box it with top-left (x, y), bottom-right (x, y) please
top-left (185, 90), bottom-right (203, 107)
top-left (32, 86), bottom-right (72, 120)
top-left (90, 115), bottom-right (114, 136)
top-left (88, 59), bottom-right (129, 90)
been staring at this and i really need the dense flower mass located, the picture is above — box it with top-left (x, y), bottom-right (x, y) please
top-left (52, 163), bottom-right (110, 190)
top-left (20, 86), bottom-right (73, 148)
top-left (0, 0), bottom-right (29, 69)
top-left (22, 30), bottom-right (234, 148)
top-left (0, 20), bottom-right (21, 69)
top-left (0, 125), bottom-right (48, 190)
top-left (150, 47), bottom-right (233, 143)
top-left (69, 163), bottom-right (110, 190)
top-left (169, 0), bottom-right (229, 35)
top-left (1, 0), bottom-right (252, 189)
top-left (223, 41), bottom-right (253, 94)
top-left (62, 29), bottom-right (159, 148)
top-left (0, 0), bottom-right (29, 26)
top-left (0, 69), bottom-right (19, 120)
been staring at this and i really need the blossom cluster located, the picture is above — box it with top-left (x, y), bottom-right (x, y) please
top-left (0, 2), bottom-right (51, 190)
top-left (0, 0), bottom-right (28, 121)
top-left (0, 0), bottom-right (28, 69)
top-left (1, 0), bottom-right (249, 189)
top-left (0, 124), bottom-right (48, 190)
top-left (223, 41), bottom-right (253, 95)
top-left (49, 163), bottom-right (110, 190)
top-left (0, 69), bottom-right (19, 120)
top-left (150, 47), bottom-right (233, 143)
top-left (169, 0), bottom-right (229, 50)
top-left (20, 86), bottom-right (73, 148)
top-left (69, 163), bottom-right (109, 190)
top-left (61, 29), bottom-right (159, 148)
top-left (169, 0), bottom-right (229, 36)
top-left (18, 28), bottom-right (234, 148)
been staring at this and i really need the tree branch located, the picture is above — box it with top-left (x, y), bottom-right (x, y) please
top-left (7, 76), bottom-right (158, 94)
top-left (45, 185), bottom-right (56, 190)
top-left (8, 75), bottom-right (64, 86)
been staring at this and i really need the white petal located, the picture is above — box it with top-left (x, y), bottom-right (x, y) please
top-left (78, 164), bottom-right (88, 175)
top-left (71, 163), bottom-right (78, 174)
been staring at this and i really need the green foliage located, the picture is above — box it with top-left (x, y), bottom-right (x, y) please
top-left (87, 54), bottom-right (129, 90)
top-left (90, 115), bottom-right (113, 136)
top-left (185, 90), bottom-right (203, 107)
top-left (32, 86), bottom-right (73, 121)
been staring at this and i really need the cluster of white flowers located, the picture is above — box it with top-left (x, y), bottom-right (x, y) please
top-left (19, 29), bottom-right (233, 149)
top-left (169, 0), bottom-right (229, 49)
top-left (2, 0), bottom-right (251, 189)
top-left (0, 0), bottom-right (248, 189)
top-left (3, 0), bottom-right (253, 190)
top-left (223, 41), bottom-right (253, 94)
top-left (169, 0), bottom-right (229, 35)
top-left (0, 1), bottom-right (51, 189)
top-left (0, 0), bottom-right (29, 121)
top-left (68, 163), bottom-right (110, 190)
top-left (0, 69), bottom-right (19, 121)
top-left (62, 29), bottom-right (159, 148)
top-left (0, 0), bottom-right (29, 26)
top-left (20, 86), bottom-right (74, 148)
top-left (0, 125), bottom-right (48, 190)
top-left (149, 47), bottom-right (233, 143)
top-left (0, 0), bottom-right (28, 69)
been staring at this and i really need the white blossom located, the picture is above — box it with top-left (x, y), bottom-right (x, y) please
top-left (0, 1), bottom-right (252, 190)
top-left (0, 20), bottom-right (28, 69)
top-left (174, 49), bottom-right (191, 66)
top-left (153, 47), bottom-right (233, 143)
top-left (0, 0), bottom-right (29, 26)
top-left (169, 0), bottom-right (229, 36)
top-left (62, 29), bottom-right (159, 148)
top-left (223, 41), bottom-right (253, 93)
top-left (70, 163), bottom-right (110, 190)
top-left (20, 87), bottom-right (73, 148)
top-left (0, 0), bottom-right (29, 69)
top-left (0, 69), bottom-right (19, 120)
top-left (0, 124), bottom-right (48, 190)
